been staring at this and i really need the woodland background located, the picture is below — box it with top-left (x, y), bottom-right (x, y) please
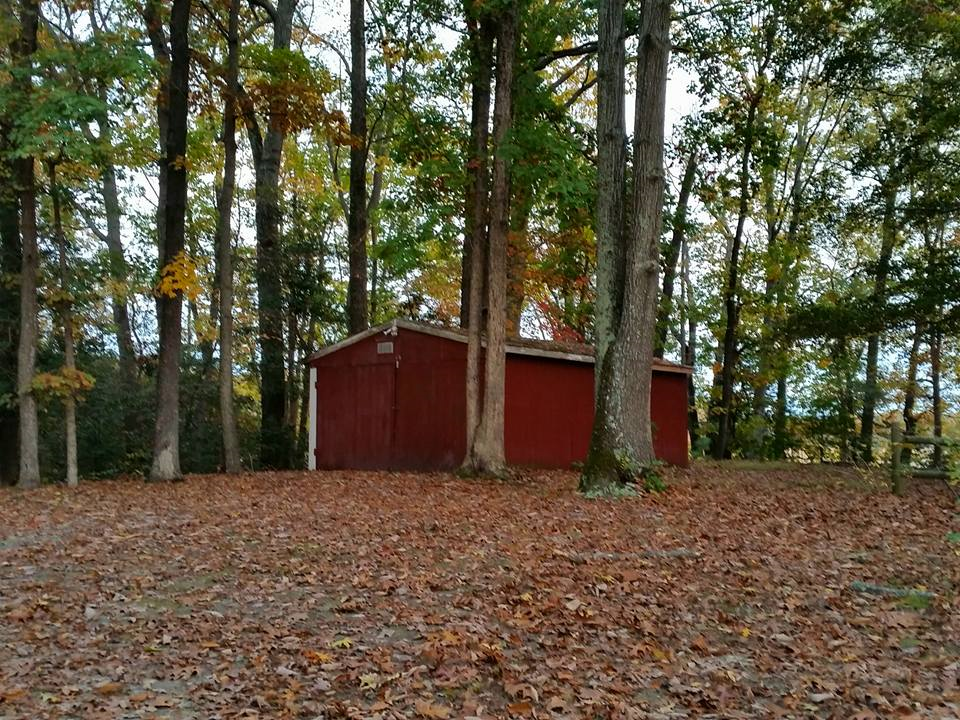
top-left (1, 0), bottom-right (959, 484)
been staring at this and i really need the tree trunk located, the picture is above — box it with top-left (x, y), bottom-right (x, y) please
top-left (464, 2), bottom-right (517, 476)
top-left (682, 232), bottom-right (699, 448)
top-left (591, 0), bottom-right (627, 383)
top-left (772, 376), bottom-right (787, 457)
top-left (248, 0), bottom-right (296, 469)
top-left (285, 309), bottom-right (298, 464)
top-left (751, 161), bottom-right (779, 423)
top-left (581, 0), bottom-right (670, 492)
top-left (14, 0), bottom-right (40, 488)
top-left (143, 0), bottom-right (171, 271)
top-left (88, 4), bottom-right (138, 387)
top-left (216, 0), bottom-right (242, 473)
top-left (506, 197), bottom-right (531, 335)
top-left (49, 163), bottom-right (78, 487)
top-left (458, 11), bottom-right (493, 330)
top-left (461, 10), bottom-right (494, 458)
top-left (100, 163), bottom-right (138, 379)
top-left (346, 0), bottom-right (369, 333)
top-left (149, 0), bottom-right (191, 482)
top-left (0, 117), bottom-right (20, 486)
top-left (859, 184), bottom-right (896, 463)
top-left (931, 326), bottom-right (943, 468)
top-left (655, 148), bottom-right (696, 357)
top-left (835, 337), bottom-right (856, 463)
top-left (710, 95), bottom-right (761, 461)
top-left (900, 320), bottom-right (924, 467)
top-left (296, 317), bottom-right (315, 465)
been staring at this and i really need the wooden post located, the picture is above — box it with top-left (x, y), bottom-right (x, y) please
top-left (891, 422), bottom-right (904, 496)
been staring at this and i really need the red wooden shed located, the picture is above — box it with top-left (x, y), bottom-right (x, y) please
top-left (306, 319), bottom-right (692, 472)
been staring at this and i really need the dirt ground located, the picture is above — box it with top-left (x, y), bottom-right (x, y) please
top-left (1, 464), bottom-right (958, 719)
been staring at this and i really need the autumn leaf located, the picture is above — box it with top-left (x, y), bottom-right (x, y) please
top-left (155, 251), bottom-right (202, 301)
top-left (414, 699), bottom-right (450, 718)
top-left (94, 682), bottom-right (123, 696)
top-left (507, 700), bottom-right (533, 716)
top-left (1, 688), bottom-right (28, 702)
top-left (303, 649), bottom-right (333, 664)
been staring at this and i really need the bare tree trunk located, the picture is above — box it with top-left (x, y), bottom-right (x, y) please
top-left (461, 9), bottom-right (493, 458)
top-left (619, 0), bottom-right (670, 460)
top-left (143, 0), bottom-right (171, 271)
top-left (751, 161), bottom-right (779, 422)
top-left (49, 163), bottom-right (78, 487)
top-left (364, 90), bottom-right (390, 325)
top-left (100, 164), bottom-right (138, 378)
top-left (579, 0), bottom-right (628, 491)
top-left (682, 233), bottom-right (699, 447)
top-left (0, 114), bottom-right (20, 486)
top-left (88, 4), bottom-right (138, 387)
top-left (859, 184), bottom-right (896, 463)
top-left (900, 320), bottom-right (924, 467)
top-left (581, 0), bottom-right (670, 491)
top-left (709, 22), bottom-right (776, 461)
top-left (285, 309), bottom-right (298, 463)
top-left (149, 0), bottom-right (191, 482)
top-left (346, 0), bottom-right (369, 333)
top-left (243, 0), bottom-right (296, 469)
top-left (931, 326), bottom-right (943, 468)
top-left (14, 0), bottom-right (40, 488)
top-left (458, 11), bottom-right (493, 331)
top-left (834, 337), bottom-right (856, 463)
top-left (591, 0), bottom-right (626, 383)
top-left (464, 3), bottom-right (517, 476)
top-left (710, 96), bottom-right (760, 460)
top-left (216, 0), bottom-right (242, 473)
top-left (655, 148), bottom-right (696, 357)
top-left (506, 197), bottom-right (531, 335)
top-left (296, 317), bottom-right (315, 465)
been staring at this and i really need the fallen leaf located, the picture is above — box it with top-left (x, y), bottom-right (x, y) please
top-left (414, 699), bottom-right (451, 718)
top-left (94, 682), bottom-right (123, 696)
top-left (507, 701), bottom-right (533, 716)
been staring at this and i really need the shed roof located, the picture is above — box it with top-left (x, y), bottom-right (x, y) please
top-left (308, 318), bottom-right (693, 374)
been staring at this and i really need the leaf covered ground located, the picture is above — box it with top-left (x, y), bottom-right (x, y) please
top-left (1, 465), bottom-right (958, 719)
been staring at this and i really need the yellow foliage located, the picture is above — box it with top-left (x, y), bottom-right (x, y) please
top-left (156, 251), bottom-right (202, 301)
top-left (194, 315), bottom-right (218, 345)
top-left (32, 367), bottom-right (96, 400)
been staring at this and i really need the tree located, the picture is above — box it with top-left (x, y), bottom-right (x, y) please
top-left (149, 0), bottom-right (191, 481)
top-left (243, 0), bottom-right (298, 469)
top-left (580, 0), bottom-right (670, 493)
top-left (708, 12), bottom-right (776, 461)
top-left (462, 0), bottom-right (518, 476)
top-left (49, 162), bottom-right (79, 486)
top-left (86, 2), bottom-right (138, 392)
top-left (461, 2), bottom-right (494, 457)
top-left (0, 82), bottom-right (20, 487)
top-left (215, 0), bottom-right (242, 473)
top-left (346, 0), bottom-right (368, 333)
top-left (12, 0), bottom-right (41, 488)
top-left (655, 147), bottom-right (697, 356)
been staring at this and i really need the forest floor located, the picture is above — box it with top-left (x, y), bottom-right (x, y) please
top-left (0, 464), bottom-right (958, 720)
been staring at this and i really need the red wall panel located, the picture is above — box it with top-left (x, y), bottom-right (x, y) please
top-left (504, 356), bottom-right (594, 467)
top-left (393, 333), bottom-right (468, 470)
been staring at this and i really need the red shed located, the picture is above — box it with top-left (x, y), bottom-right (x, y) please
top-left (306, 319), bottom-right (691, 472)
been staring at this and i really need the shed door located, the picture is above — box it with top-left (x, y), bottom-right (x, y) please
top-left (315, 360), bottom-right (396, 470)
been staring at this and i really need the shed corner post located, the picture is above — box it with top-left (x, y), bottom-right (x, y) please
top-left (308, 365), bottom-right (318, 470)
top-left (891, 421), bottom-right (904, 496)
